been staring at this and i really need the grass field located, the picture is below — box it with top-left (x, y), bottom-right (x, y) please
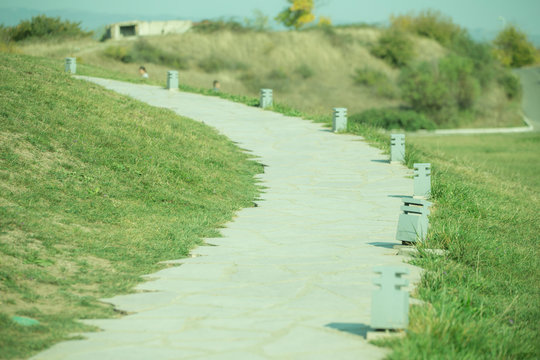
top-left (357, 131), bottom-right (540, 359)
top-left (0, 53), bottom-right (261, 359)
top-left (1, 47), bottom-right (539, 359)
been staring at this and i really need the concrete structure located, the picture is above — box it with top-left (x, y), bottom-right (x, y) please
top-left (34, 76), bottom-right (422, 359)
top-left (260, 88), bottom-right (273, 108)
top-left (371, 266), bottom-right (409, 330)
top-left (396, 197), bottom-right (431, 244)
top-left (166, 71), bottom-right (178, 90)
top-left (390, 134), bottom-right (405, 163)
top-left (332, 107), bottom-right (347, 132)
top-left (413, 163), bottom-right (431, 199)
top-left (104, 20), bottom-right (192, 40)
top-left (64, 57), bottom-right (76, 74)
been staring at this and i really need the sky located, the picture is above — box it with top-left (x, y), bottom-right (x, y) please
top-left (1, 0), bottom-right (539, 37)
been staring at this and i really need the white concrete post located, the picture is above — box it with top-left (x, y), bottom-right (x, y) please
top-left (64, 57), bottom-right (76, 74)
top-left (332, 108), bottom-right (347, 132)
top-left (371, 266), bottom-right (409, 330)
top-left (167, 70), bottom-right (179, 90)
top-left (260, 89), bottom-right (273, 108)
top-left (390, 134), bottom-right (405, 163)
top-left (413, 163), bottom-right (431, 199)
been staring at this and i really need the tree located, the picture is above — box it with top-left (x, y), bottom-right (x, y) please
top-left (494, 25), bottom-right (537, 68)
top-left (275, 0), bottom-right (331, 30)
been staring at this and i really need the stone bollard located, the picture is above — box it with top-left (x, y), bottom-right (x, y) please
top-left (64, 57), bottom-right (76, 74)
top-left (413, 163), bottom-right (431, 199)
top-left (167, 70), bottom-right (179, 90)
top-left (396, 197), bottom-right (431, 244)
top-left (371, 266), bottom-right (409, 330)
top-left (332, 107), bottom-right (347, 132)
top-left (260, 89), bottom-right (273, 108)
top-left (390, 134), bottom-right (405, 163)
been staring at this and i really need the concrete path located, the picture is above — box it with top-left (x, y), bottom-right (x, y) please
top-left (33, 77), bottom-right (420, 360)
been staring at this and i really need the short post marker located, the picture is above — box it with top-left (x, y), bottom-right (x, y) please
top-left (260, 89), bottom-right (273, 108)
top-left (332, 107), bottom-right (347, 132)
top-left (390, 134), bottom-right (405, 163)
top-left (371, 266), bottom-right (409, 330)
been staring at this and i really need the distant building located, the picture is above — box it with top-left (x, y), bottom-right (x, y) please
top-left (104, 20), bottom-right (192, 40)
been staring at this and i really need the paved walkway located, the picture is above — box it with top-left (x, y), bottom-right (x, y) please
top-left (33, 78), bottom-right (420, 360)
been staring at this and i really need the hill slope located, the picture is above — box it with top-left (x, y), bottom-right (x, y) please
top-left (0, 53), bottom-right (261, 359)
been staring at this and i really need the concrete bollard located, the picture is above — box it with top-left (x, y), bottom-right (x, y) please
top-left (371, 266), bottom-right (409, 330)
top-left (390, 134), bottom-right (405, 163)
top-left (413, 163), bottom-right (431, 199)
top-left (260, 89), bottom-right (273, 108)
top-left (64, 57), bottom-right (76, 74)
top-left (396, 197), bottom-right (431, 244)
top-left (167, 70), bottom-right (179, 90)
top-left (332, 107), bottom-right (347, 132)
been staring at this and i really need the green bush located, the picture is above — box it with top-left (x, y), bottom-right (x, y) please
top-left (103, 46), bottom-right (131, 63)
top-left (494, 25), bottom-right (536, 68)
top-left (295, 64), bottom-right (314, 79)
top-left (398, 55), bottom-right (480, 124)
top-left (371, 28), bottom-right (414, 67)
top-left (353, 68), bottom-right (398, 98)
top-left (450, 32), bottom-right (497, 87)
top-left (391, 10), bottom-right (464, 46)
top-left (349, 108), bottom-right (436, 131)
top-left (497, 72), bottom-right (522, 100)
top-left (8, 15), bottom-right (91, 41)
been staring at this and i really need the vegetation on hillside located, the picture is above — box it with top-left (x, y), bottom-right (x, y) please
top-left (0, 53), bottom-right (261, 359)
top-left (494, 24), bottom-right (537, 67)
top-left (2, 15), bottom-right (91, 42)
top-left (10, 10), bottom-right (533, 130)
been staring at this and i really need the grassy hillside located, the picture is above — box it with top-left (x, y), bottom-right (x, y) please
top-left (17, 22), bottom-right (524, 129)
top-left (351, 128), bottom-right (540, 358)
top-left (0, 53), bottom-right (261, 359)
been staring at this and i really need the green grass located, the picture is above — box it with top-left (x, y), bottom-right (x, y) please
top-left (3, 51), bottom-right (539, 359)
top-left (0, 53), bottom-right (262, 359)
top-left (356, 131), bottom-right (540, 359)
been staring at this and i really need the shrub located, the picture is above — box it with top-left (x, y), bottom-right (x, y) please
top-left (497, 72), bottom-right (522, 100)
top-left (103, 45), bottom-right (131, 63)
top-left (353, 68), bottom-right (398, 98)
top-left (494, 25), bottom-right (536, 68)
top-left (450, 32), bottom-right (497, 87)
top-left (391, 10), bottom-right (464, 46)
top-left (371, 28), bottom-right (414, 67)
top-left (295, 64), bottom-right (314, 79)
top-left (8, 15), bottom-right (91, 41)
top-left (398, 61), bottom-right (454, 116)
top-left (399, 55), bottom-right (480, 120)
top-left (349, 108), bottom-right (437, 131)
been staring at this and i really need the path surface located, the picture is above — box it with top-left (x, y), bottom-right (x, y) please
top-left (34, 77), bottom-right (420, 360)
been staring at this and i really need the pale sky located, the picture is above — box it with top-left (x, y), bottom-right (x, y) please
top-left (1, 0), bottom-right (539, 35)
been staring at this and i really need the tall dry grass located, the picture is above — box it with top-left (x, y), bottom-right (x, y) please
top-left (17, 28), bottom-right (482, 118)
